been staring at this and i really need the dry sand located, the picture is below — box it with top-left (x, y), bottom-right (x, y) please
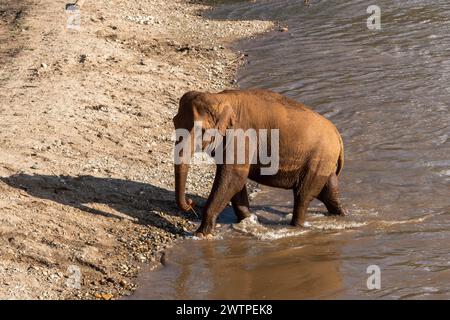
top-left (0, 0), bottom-right (273, 299)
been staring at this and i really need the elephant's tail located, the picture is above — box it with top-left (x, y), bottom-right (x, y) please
top-left (336, 134), bottom-right (344, 176)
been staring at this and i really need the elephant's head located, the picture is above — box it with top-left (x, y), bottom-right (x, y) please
top-left (172, 91), bottom-right (236, 212)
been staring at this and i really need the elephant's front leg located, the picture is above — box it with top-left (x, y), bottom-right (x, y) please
top-left (196, 164), bottom-right (249, 237)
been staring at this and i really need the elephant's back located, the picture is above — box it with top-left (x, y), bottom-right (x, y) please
top-left (238, 89), bottom-right (310, 113)
top-left (231, 88), bottom-right (342, 160)
top-left (276, 99), bottom-right (342, 173)
top-left (240, 89), bottom-right (333, 130)
top-left (279, 99), bottom-right (341, 143)
top-left (237, 89), bottom-right (342, 185)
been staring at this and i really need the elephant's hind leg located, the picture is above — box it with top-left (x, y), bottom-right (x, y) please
top-left (291, 188), bottom-right (314, 227)
top-left (231, 185), bottom-right (251, 222)
top-left (291, 161), bottom-right (330, 227)
top-left (291, 178), bottom-right (323, 227)
top-left (317, 173), bottom-right (346, 216)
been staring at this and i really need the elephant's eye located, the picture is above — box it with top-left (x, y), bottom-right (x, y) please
top-left (199, 109), bottom-right (209, 117)
top-left (198, 107), bottom-right (212, 117)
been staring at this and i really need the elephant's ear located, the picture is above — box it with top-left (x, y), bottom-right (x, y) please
top-left (215, 103), bottom-right (236, 136)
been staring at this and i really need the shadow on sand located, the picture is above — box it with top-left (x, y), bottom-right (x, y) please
top-left (1, 174), bottom-right (328, 233)
top-left (0, 174), bottom-right (206, 235)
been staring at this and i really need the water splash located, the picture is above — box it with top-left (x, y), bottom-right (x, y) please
top-left (232, 214), bottom-right (305, 239)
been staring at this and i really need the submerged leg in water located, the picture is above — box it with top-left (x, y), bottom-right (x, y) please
top-left (317, 173), bottom-right (346, 216)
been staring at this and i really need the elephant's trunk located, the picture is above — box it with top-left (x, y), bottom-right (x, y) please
top-left (174, 163), bottom-right (194, 212)
top-left (173, 120), bottom-right (196, 212)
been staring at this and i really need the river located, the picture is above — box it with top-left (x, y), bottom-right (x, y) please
top-left (130, 0), bottom-right (450, 299)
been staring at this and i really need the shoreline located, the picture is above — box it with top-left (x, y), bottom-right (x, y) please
top-left (0, 0), bottom-right (273, 299)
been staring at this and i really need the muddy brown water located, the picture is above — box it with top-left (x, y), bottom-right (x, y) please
top-left (130, 0), bottom-right (450, 299)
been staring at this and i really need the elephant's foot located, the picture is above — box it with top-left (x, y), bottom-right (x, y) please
top-left (235, 210), bottom-right (251, 223)
top-left (194, 223), bottom-right (214, 238)
top-left (323, 199), bottom-right (347, 216)
top-left (194, 227), bottom-right (213, 240)
top-left (329, 206), bottom-right (347, 216)
top-left (290, 219), bottom-right (306, 227)
top-left (194, 232), bottom-right (214, 240)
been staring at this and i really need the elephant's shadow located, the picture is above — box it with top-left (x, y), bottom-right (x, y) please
top-left (0, 174), bottom-right (206, 235)
top-left (1, 174), bottom-right (329, 234)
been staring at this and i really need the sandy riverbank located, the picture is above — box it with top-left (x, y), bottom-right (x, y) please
top-left (0, 0), bottom-right (273, 299)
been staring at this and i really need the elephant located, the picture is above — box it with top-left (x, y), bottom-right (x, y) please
top-left (173, 89), bottom-right (346, 237)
